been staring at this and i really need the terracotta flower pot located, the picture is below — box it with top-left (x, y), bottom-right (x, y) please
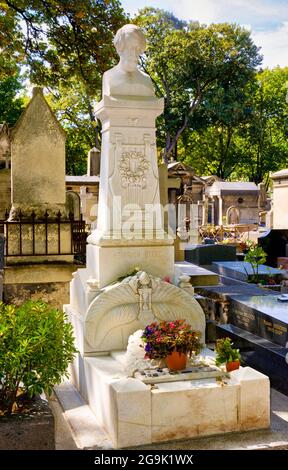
top-left (165, 351), bottom-right (187, 371)
top-left (226, 360), bottom-right (240, 372)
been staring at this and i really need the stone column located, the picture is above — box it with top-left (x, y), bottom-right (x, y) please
top-left (86, 96), bottom-right (174, 287)
top-left (218, 195), bottom-right (223, 226)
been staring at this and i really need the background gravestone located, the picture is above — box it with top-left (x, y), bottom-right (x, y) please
top-left (10, 87), bottom-right (67, 219)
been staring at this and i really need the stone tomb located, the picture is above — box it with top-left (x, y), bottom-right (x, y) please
top-left (212, 261), bottom-right (283, 283)
top-left (185, 244), bottom-right (237, 267)
top-left (65, 24), bottom-right (270, 448)
top-left (83, 357), bottom-right (269, 448)
top-left (217, 294), bottom-right (288, 394)
top-left (66, 278), bottom-right (270, 448)
top-left (67, 267), bottom-right (270, 448)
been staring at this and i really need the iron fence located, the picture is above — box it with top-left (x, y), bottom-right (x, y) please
top-left (0, 210), bottom-right (87, 258)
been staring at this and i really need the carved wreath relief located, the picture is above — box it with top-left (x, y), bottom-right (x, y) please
top-left (119, 151), bottom-right (150, 189)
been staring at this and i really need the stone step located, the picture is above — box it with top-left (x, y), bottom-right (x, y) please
top-left (175, 261), bottom-right (219, 286)
top-left (53, 381), bottom-right (113, 450)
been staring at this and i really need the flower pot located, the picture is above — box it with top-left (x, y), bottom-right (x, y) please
top-left (165, 351), bottom-right (187, 371)
top-left (226, 360), bottom-right (240, 372)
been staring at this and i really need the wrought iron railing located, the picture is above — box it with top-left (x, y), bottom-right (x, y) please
top-left (0, 210), bottom-right (87, 258)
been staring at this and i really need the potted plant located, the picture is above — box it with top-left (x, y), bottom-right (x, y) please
top-left (0, 300), bottom-right (77, 449)
top-left (141, 319), bottom-right (202, 370)
top-left (215, 337), bottom-right (241, 372)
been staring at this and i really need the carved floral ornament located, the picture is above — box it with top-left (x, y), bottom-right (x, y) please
top-left (119, 151), bottom-right (150, 188)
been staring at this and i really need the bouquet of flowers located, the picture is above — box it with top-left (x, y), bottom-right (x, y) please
top-left (141, 319), bottom-right (202, 360)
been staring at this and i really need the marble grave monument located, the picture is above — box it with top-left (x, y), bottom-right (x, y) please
top-left (65, 24), bottom-right (270, 448)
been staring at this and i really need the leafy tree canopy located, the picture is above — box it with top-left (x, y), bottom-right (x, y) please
top-left (135, 7), bottom-right (262, 162)
top-left (0, 74), bottom-right (24, 126)
top-left (0, 0), bottom-right (127, 173)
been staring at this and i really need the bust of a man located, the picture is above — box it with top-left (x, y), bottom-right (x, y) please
top-left (102, 24), bottom-right (155, 99)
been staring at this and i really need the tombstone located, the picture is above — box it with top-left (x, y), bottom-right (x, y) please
top-left (87, 147), bottom-right (101, 176)
top-left (185, 244), bottom-right (237, 266)
top-left (258, 228), bottom-right (288, 267)
top-left (1, 89), bottom-right (76, 309)
top-left (226, 205), bottom-right (240, 225)
top-left (10, 87), bottom-right (67, 219)
top-left (66, 191), bottom-right (80, 220)
top-left (64, 24), bottom-right (270, 449)
top-left (5, 87), bottom-right (74, 268)
top-left (85, 25), bottom-right (175, 287)
top-left (206, 181), bottom-right (259, 225)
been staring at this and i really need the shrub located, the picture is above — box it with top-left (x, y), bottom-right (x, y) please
top-left (244, 243), bottom-right (267, 283)
top-left (0, 301), bottom-right (77, 416)
top-left (215, 337), bottom-right (241, 367)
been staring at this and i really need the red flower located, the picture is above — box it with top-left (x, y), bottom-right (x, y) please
top-left (141, 319), bottom-right (202, 360)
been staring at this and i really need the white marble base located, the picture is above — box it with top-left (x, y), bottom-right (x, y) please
top-left (86, 243), bottom-right (175, 288)
top-left (69, 351), bottom-right (270, 449)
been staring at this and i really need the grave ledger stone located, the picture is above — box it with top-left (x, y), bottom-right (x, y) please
top-left (217, 294), bottom-right (288, 394)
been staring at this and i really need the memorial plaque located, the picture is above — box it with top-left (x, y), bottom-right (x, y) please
top-left (229, 298), bottom-right (257, 333)
top-left (229, 295), bottom-right (288, 347)
top-left (258, 316), bottom-right (288, 346)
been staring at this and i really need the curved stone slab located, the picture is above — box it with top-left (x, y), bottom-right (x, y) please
top-left (84, 272), bottom-right (205, 353)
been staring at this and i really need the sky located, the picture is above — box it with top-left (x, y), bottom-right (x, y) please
top-left (121, 0), bottom-right (288, 69)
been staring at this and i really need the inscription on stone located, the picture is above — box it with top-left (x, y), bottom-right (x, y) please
top-left (114, 249), bottom-right (163, 259)
top-left (262, 319), bottom-right (287, 336)
top-left (234, 309), bottom-right (256, 332)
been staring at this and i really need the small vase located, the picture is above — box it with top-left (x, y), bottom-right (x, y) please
top-left (226, 360), bottom-right (240, 372)
top-left (165, 351), bottom-right (187, 371)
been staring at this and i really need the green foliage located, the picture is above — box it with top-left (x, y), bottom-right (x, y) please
top-left (2, 3), bottom-right (286, 180)
top-left (2, 1), bottom-right (127, 89)
top-left (0, 4), bottom-right (24, 79)
top-left (215, 337), bottom-right (241, 366)
top-left (244, 244), bottom-right (267, 283)
top-left (182, 66), bottom-right (288, 181)
top-left (135, 8), bottom-right (261, 162)
top-left (179, 79), bottom-right (256, 179)
top-left (239, 67), bottom-right (288, 184)
top-left (117, 266), bottom-right (140, 282)
top-left (2, 0), bottom-right (128, 172)
top-left (0, 74), bottom-right (24, 126)
top-left (0, 301), bottom-right (77, 416)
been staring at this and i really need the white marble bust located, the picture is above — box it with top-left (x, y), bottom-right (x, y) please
top-left (102, 24), bottom-right (155, 99)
